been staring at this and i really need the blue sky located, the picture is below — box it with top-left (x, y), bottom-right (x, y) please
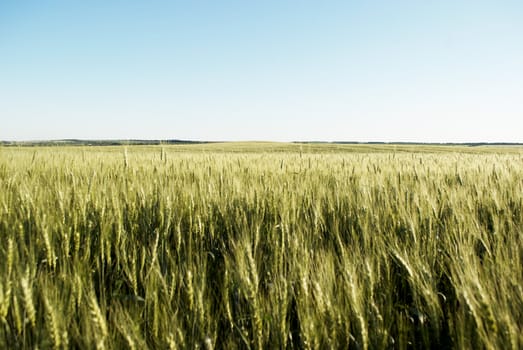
top-left (1, 1), bottom-right (522, 142)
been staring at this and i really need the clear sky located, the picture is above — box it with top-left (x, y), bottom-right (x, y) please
top-left (1, 1), bottom-right (522, 142)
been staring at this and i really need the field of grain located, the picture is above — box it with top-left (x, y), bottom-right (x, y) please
top-left (0, 143), bottom-right (522, 349)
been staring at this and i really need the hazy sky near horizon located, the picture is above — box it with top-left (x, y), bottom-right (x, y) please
top-left (1, 1), bottom-right (522, 142)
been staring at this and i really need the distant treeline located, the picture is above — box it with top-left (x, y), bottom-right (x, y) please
top-left (1, 139), bottom-right (522, 147)
top-left (0, 139), bottom-right (211, 147)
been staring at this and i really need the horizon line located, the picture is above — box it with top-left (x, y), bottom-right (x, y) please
top-left (1, 139), bottom-right (523, 146)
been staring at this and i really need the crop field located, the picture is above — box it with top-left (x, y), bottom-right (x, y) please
top-left (0, 143), bottom-right (522, 349)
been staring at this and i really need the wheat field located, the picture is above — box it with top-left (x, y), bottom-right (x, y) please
top-left (0, 143), bottom-right (522, 349)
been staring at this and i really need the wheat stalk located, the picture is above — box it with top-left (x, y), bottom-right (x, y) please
top-left (20, 271), bottom-right (36, 328)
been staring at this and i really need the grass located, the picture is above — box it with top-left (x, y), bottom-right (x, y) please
top-left (0, 143), bottom-right (522, 349)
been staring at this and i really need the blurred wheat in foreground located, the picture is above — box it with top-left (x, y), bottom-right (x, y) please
top-left (0, 143), bottom-right (522, 349)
